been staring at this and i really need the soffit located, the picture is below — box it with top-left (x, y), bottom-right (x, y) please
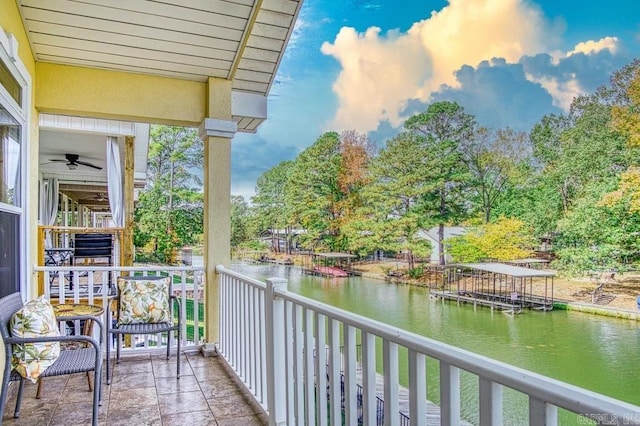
top-left (17, 0), bottom-right (301, 96)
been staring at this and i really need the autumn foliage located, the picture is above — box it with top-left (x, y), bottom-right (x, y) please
top-left (446, 217), bottom-right (535, 263)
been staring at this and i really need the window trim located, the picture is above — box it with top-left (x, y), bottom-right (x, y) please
top-left (0, 26), bottom-right (32, 300)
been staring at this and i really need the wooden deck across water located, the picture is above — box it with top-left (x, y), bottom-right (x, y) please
top-left (353, 368), bottom-right (473, 425)
top-left (431, 291), bottom-right (553, 312)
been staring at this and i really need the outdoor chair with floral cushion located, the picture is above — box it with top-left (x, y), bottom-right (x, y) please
top-left (0, 293), bottom-right (103, 426)
top-left (106, 275), bottom-right (181, 384)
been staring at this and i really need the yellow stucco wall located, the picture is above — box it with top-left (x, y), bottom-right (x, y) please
top-left (1, 0), bottom-right (38, 396)
top-left (36, 63), bottom-right (208, 126)
top-left (1, 1), bottom-right (233, 380)
top-left (1, 0), bottom-right (36, 76)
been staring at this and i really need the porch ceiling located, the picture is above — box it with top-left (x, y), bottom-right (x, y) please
top-left (16, 0), bottom-right (301, 97)
top-left (38, 114), bottom-right (150, 212)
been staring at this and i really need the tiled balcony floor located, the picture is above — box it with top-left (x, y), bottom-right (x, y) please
top-left (2, 351), bottom-right (267, 426)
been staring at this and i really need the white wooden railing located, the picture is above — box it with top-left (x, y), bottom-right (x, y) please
top-left (217, 265), bottom-right (640, 426)
top-left (34, 265), bottom-right (205, 352)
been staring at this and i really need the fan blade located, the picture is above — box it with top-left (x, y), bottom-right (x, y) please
top-left (48, 159), bottom-right (68, 162)
top-left (76, 160), bottom-right (103, 170)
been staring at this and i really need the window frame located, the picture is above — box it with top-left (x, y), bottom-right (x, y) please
top-left (0, 28), bottom-right (32, 300)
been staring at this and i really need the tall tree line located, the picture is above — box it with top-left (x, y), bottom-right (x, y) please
top-left (244, 61), bottom-right (640, 273)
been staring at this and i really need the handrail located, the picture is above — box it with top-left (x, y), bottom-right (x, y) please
top-left (37, 225), bottom-right (127, 294)
top-left (279, 286), bottom-right (638, 418)
top-left (38, 225), bottom-right (126, 232)
top-left (35, 265), bottom-right (205, 272)
top-left (34, 264), bottom-right (205, 352)
top-left (215, 264), bottom-right (640, 425)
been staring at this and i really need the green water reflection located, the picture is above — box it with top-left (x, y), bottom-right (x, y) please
top-left (233, 263), bottom-right (640, 424)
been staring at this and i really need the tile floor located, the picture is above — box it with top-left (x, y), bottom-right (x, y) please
top-left (2, 351), bottom-right (268, 426)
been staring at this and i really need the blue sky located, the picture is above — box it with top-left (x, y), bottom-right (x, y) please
top-left (230, 0), bottom-right (640, 199)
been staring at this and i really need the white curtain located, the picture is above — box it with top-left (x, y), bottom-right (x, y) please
top-left (42, 177), bottom-right (59, 225)
top-left (41, 177), bottom-right (58, 247)
top-left (107, 136), bottom-right (124, 227)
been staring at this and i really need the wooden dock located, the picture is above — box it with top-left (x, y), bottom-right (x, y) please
top-left (431, 290), bottom-right (552, 312)
top-left (351, 368), bottom-right (473, 425)
top-left (436, 263), bottom-right (556, 312)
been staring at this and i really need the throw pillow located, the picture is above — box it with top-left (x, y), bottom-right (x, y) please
top-left (117, 276), bottom-right (172, 325)
top-left (10, 296), bottom-right (61, 383)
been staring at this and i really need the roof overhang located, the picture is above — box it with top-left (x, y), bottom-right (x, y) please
top-left (17, 0), bottom-right (302, 132)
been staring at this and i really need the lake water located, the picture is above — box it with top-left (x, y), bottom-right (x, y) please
top-left (231, 262), bottom-right (640, 425)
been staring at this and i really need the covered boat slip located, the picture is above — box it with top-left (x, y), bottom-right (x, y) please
top-left (302, 252), bottom-right (359, 277)
top-left (432, 262), bottom-right (556, 312)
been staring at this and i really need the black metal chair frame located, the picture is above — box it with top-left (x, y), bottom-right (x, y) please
top-left (106, 275), bottom-right (181, 385)
top-left (0, 292), bottom-right (103, 426)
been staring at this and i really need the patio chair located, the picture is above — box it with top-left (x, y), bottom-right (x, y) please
top-left (0, 293), bottom-right (103, 426)
top-left (106, 275), bottom-right (181, 385)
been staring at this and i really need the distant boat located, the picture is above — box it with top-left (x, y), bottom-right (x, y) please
top-left (313, 266), bottom-right (349, 277)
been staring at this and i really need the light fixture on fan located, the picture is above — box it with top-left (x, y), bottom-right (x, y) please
top-left (67, 163), bottom-right (77, 170)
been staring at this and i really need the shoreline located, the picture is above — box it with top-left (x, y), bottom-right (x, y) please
top-left (553, 301), bottom-right (640, 321)
top-left (356, 263), bottom-right (640, 321)
top-left (234, 255), bottom-right (640, 321)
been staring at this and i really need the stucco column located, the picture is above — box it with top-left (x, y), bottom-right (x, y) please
top-left (200, 78), bottom-right (236, 344)
top-left (123, 135), bottom-right (135, 266)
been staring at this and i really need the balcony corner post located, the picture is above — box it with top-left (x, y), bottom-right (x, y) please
top-left (265, 277), bottom-right (288, 426)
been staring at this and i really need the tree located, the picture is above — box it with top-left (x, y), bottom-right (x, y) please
top-left (603, 61), bottom-right (640, 211)
top-left (134, 125), bottom-right (203, 263)
top-left (461, 127), bottom-right (530, 223)
top-left (284, 131), bottom-right (373, 251)
top-left (447, 217), bottom-right (536, 263)
top-left (529, 113), bottom-right (574, 214)
top-left (230, 195), bottom-right (251, 249)
top-left (252, 161), bottom-right (294, 252)
top-left (554, 179), bottom-right (640, 274)
top-left (335, 130), bottom-right (374, 249)
top-left (285, 132), bottom-right (343, 250)
top-left (404, 101), bottom-right (475, 264)
top-left (348, 132), bottom-right (432, 267)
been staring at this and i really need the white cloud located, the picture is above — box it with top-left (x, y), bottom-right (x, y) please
top-left (526, 73), bottom-right (582, 111)
top-left (321, 26), bottom-right (431, 131)
top-left (524, 37), bottom-right (620, 111)
top-left (321, 0), bottom-right (560, 132)
top-left (567, 36), bottom-right (619, 57)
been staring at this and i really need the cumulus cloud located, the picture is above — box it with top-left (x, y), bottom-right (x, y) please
top-left (430, 59), bottom-right (562, 130)
top-left (391, 47), bottom-right (629, 132)
top-left (320, 26), bottom-right (431, 131)
top-left (567, 36), bottom-right (619, 57)
top-left (321, 0), bottom-right (562, 132)
top-left (523, 41), bottom-right (627, 110)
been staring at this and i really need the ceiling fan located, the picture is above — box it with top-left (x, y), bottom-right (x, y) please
top-left (80, 192), bottom-right (108, 203)
top-left (48, 153), bottom-right (103, 170)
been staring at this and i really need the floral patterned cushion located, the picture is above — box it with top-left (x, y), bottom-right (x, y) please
top-left (117, 276), bottom-right (172, 325)
top-left (10, 296), bottom-right (61, 383)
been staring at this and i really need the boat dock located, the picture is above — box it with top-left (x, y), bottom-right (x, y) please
top-left (302, 252), bottom-right (358, 277)
top-left (432, 263), bottom-right (555, 312)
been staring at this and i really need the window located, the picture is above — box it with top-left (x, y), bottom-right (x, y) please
top-left (0, 209), bottom-right (19, 299)
top-left (0, 59), bottom-right (21, 106)
top-left (0, 107), bottom-right (21, 206)
top-left (0, 29), bottom-right (28, 299)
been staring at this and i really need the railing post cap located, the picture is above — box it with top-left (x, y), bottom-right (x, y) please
top-left (266, 277), bottom-right (288, 291)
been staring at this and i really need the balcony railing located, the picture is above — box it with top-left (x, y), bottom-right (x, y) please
top-left (34, 264), bottom-right (205, 351)
top-left (216, 265), bottom-right (640, 425)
